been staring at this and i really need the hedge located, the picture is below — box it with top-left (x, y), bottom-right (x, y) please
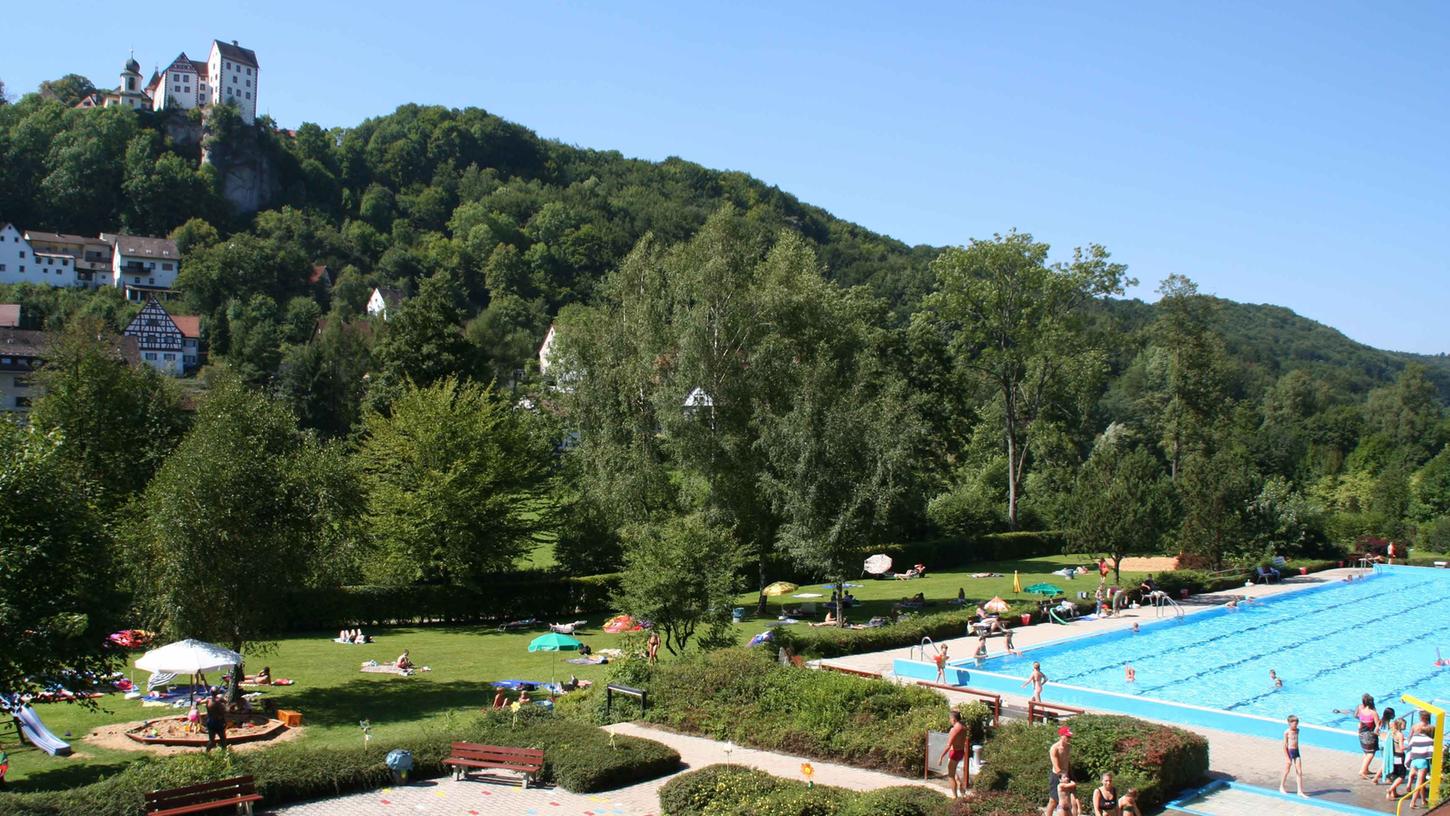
top-left (658, 765), bottom-right (950, 816)
top-left (973, 714), bottom-right (1207, 810)
top-left (642, 647), bottom-right (975, 776)
top-left (275, 572), bottom-right (622, 629)
top-left (0, 709), bottom-right (677, 816)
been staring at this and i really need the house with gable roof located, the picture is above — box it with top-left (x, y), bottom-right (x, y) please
top-left (122, 297), bottom-right (202, 376)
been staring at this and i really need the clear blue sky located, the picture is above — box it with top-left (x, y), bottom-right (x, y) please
top-left (8, 1), bottom-right (1448, 353)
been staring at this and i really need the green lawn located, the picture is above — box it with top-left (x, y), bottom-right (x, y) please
top-left (2, 553), bottom-right (1150, 789)
top-left (735, 553), bottom-right (1154, 626)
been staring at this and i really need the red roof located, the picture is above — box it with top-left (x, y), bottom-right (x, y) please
top-left (0, 304), bottom-right (19, 328)
top-left (171, 315), bottom-right (201, 339)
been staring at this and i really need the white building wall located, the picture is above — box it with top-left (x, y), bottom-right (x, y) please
top-left (33, 253), bottom-right (78, 288)
top-left (209, 44), bottom-right (257, 124)
top-left (112, 253), bottom-right (180, 297)
top-left (137, 349), bottom-right (184, 377)
top-left (0, 225), bottom-right (36, 287)
top-left (154, 66), bottom-right (200, 112)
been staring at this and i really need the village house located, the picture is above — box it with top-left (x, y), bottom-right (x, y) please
top-left (367, 286), bottom-right (405, 320)
top-left (122, 298), bottom-right (202, 376)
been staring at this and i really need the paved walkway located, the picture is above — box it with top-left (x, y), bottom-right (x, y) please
top-left (269, 722), bottom-right (944, 816)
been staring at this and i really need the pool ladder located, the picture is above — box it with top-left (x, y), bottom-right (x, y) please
top-left (912, 636), bottom-right (936, 663)
top-left (1154, 594), bottom-right (1186, 619)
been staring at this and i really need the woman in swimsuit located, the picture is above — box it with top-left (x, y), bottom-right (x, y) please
top-left (1355, 693), bottom-right (1380, 778)
top-left (1092, 772), bottom-right (1120, 816)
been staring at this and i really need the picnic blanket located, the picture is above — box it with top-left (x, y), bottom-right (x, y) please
top-left (360, 663), bottom-right (430, 675)
top-left (565, 656), bottom-right (607, 665)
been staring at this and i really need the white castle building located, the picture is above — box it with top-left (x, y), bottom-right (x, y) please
top-left (79, 40), bottom-right (260, 125)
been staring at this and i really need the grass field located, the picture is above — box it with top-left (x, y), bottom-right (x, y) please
top-left (2, 553), bottom-right (1148, 789)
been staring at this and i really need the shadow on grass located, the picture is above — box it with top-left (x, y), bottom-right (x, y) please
top-left (276, 677), bottom-right (492, 729)
top-left (9, 751), bottom-right (137, 792)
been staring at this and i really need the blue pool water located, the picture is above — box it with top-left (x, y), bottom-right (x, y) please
top-left (894, 565), bottom-right (1450, 751)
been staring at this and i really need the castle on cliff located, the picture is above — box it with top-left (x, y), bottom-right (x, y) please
top-left (77, 39), bottom-right (259, 125)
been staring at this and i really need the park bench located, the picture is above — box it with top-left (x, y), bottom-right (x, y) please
top-left (145, 776), bottom-right (262, 816)
top-left (443, 741), bottom-right (545, 788)
top-left (1027, 699), bottom-right (1084, 725)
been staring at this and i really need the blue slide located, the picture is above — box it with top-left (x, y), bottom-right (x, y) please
top-left (13, 705), bottom-right (71, 756)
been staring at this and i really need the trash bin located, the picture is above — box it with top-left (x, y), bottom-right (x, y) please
top-left (732, 607), bottom-right (745, 622)
top-left (1020, 613), bottom-right (1032, 625)
top-left (1299, 567), bottom-right (1308, 576)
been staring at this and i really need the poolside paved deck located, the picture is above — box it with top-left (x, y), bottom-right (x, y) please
top-left (821, 566), bottom-right (1409, 813)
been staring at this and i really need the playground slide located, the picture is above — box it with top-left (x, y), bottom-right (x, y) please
top-left (13, 705), bottom-right (71, 756)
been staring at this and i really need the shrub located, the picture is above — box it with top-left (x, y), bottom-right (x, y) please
top-left (973, 715), bottom-right (1207, 810)
top-left (644, 648), bottom-right (954, 775)
top-left (0, 710), bottom-right (678, 816)
top-left (658, 766), bottom-right (949, 816)
top-left (945, 789), bottom-right (1043, 815)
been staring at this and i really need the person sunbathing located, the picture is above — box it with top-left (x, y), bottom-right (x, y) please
top-left (395, 650), bottom-right (413, 671)
top-left (809, 611), bottom-right (839, 627)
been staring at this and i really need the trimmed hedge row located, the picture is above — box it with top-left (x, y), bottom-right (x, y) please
top-left (974, 715), bottom-right (1207, 810)
top-left (0, 709), bottom-right (677, 816)
top-left (643, 647), bottom-right (971, 775)
top-left (658, 764), bottom-right (951, 816)
top-left (276, 573), bottom-right (621, 629)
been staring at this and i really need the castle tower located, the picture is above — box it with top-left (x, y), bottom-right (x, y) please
top-left (121, 54), bottom-right (142, 94)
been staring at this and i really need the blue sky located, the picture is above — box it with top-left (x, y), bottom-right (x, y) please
top-left (7, 1), bottom-right (1448, 353)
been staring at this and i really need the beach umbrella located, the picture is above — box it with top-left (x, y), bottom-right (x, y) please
top-left (762, 581), bottom-right (799, 597)
top-left (984, 597), bottom-right (1011, 614)
top-left (1025, 583), bottom-right (1063, 596)
top-left (527, 633), bottom-right (583, 652)
top-left (136, 639), bottom-right (242, 675)
top-left (1012, 571), bottom-right (1022, 593)
top-left (863, 554), bottom-right (893, 575)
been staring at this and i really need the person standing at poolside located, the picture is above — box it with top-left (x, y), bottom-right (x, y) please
top-left (1023, 661), bottom-right (1048, 702)
top-left (647, 630), bottom-right (661, 664)
top-left (1407, 711), bottom-right (1434, 809)
top-left (1354, 693), bottom-right (1380, 778)
top-left (1280, 714), bottom-right (1306, 797)
top-left (934, 643), bottom-right (950, 683)
top-left (1046, 726), bottom-right (1072, 814)
top-left (937, 709), bottom-right (970, 799)
top-left (1092, 771), bottom-right (1120, 816)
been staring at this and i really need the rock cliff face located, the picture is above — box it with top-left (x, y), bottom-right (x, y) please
top-left (200, 117), bottom-right (280, 215)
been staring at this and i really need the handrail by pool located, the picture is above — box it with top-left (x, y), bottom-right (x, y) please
top-left (915, 680), bottom-right (1002, 726)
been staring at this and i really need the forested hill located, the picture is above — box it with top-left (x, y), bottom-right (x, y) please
top-left (1109, 298), bottom-right (1450, 400)
top-left (0, 90), bottom-right (1443, 402)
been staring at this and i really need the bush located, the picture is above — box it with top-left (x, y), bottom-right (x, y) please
top-left (945, 790), bottom-right (1043, 815)
top-left (658, 765), bottom-right (950, 816)
top-left (0, 710), bottom-right (677, 816)
top-left (644, 648), bottom-right (955, 775)
top-left (973, 715), bottom-right (1207, 810)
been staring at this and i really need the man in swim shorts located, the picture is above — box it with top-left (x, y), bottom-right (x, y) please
top-left (937, 709), bottom-right (970, 798)
top-left (1046, 725), bottom-right (1071, 812)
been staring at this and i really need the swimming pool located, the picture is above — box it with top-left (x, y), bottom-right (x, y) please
top-left (893, 565), bottom-right (1450, 752)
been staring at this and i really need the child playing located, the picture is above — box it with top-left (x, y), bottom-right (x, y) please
top-left (1269, 669), bottom-right (1282, 688)
top-left (1124, 663), bottom-right (1136, 684)
top-left (186, 701), bottom-right (201, 734)
top-left (1117, 788), bottom-right (1142, 815)
top-left (934, 644), bottom-right (949, 683)
top-left (1383, 717), bottom-right (1408, 800)
top-left (1280, 714), bottom-right (1307, 797)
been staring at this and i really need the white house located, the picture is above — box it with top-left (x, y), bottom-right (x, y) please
top-left (88, 56), bottom-right (153, 112)
top-left (538, 325), bottom-right (557, 375)
top-left (123, 298), bottom-right (200, 376)
top-left (0, 224), bottom-right (36, 286)
top-left (26, 231), bottom-right (113, 289)
top-left (367, 286), bottom-right (404, 320)
top-left (0, 328), bottom-right (45, 413)
top-left (151, 52), bottom-right (208, 114)
top-left (106, 233), bottom-right (181, 301)
top-left (208, 40), bottom-right (260, 124)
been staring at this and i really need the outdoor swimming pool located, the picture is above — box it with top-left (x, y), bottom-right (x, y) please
top-left (894, 565), bottom-right (1450, 752)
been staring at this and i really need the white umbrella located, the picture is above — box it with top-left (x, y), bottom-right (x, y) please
top-left (864, 554), bottom-right (893, 575)
top-left (135, 639), bottom-right (243, 675)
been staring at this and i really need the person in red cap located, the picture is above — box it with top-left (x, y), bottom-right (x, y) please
top-left (1046, 725), bottom-right (1072, 813)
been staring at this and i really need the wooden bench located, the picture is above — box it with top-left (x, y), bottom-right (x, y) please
top-left (145, 776), bottom-right (262, 816)
top-left (1028, 699), bottom-right (1084, 725)
top-left (443, 742), bottom-right (545, 788)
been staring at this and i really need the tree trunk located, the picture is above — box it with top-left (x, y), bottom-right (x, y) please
top-left (227, 637), bottom-right (244, 704)
top-left (836, 580), bottom-right (846, 628)
top-left (756, 554), bottom-right (768, 615)
top-left (1005, 420), bottom-right (1020, 530)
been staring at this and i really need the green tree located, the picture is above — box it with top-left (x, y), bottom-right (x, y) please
top-left (220, 294), bottom-right (283, 384)
top-left (29, 317), bottom-right (187, 509)
top-left (1411, 446), bottom-right (1450, 521)
top-left (0, 421), bottom-right (121, 697)
top-left (1066, 425), bottom-right (1176, 583)
top-left (1145, 276), bottom-right (1229, 479)
top-left (1362, 365), bottom-right (1444, 467)
top-left (277, 316), bottom-right (374, 438)
top-left (169, 217), bottom-right (221, 256)
top-left (369, 271), bottom-right (471, 408)
top-left (1176, 435), bottom-right (1259, 568)
top-left (38, 74), bottom-right (96, 106)
top-left (922, 231), bottom-right (1131, 528)
top-left (356, 377), bottom-right (552, 585)
top-left (613, 513), bottom-right (744, 655)
top-left (130, 376), bottom-right (361, 695)
top-left (759, 323), bottom-right (922, 622)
